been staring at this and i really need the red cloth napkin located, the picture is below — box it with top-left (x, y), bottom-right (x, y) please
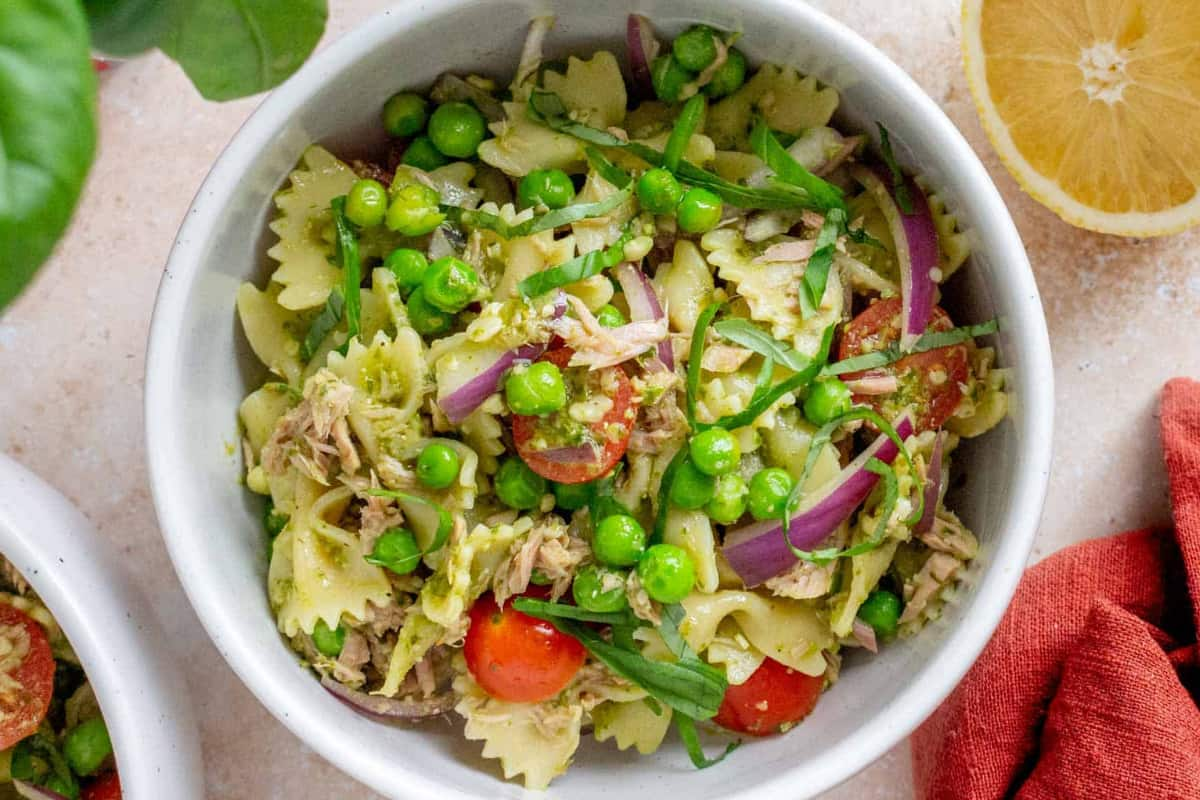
top-left (912, 378), bottom-right (1200, 799)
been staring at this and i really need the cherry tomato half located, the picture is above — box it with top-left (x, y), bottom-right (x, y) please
top-left (464, 593), bottom-right (585, 703)
top-left (82, 771), bottom-right (122, 800)
top-left (713, 657), bottom-right (824, 736)
top-left (512, 347), bottom-right (637, 484)
top-left (0, 603), bottom-right (54, 750)
top-left (839, 297), bottom-right (969, 433)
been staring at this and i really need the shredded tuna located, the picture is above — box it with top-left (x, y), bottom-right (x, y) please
top-left (552, 295), bottom-right (668, 369)
top-left (764, 558), bottom-right (837, 599)
top-left (492, 516), bottom-right (583, 605)
top-left (899, 552), bottom-right (962, 624)
top-left (919, 514), bottom-right (979, 560)
top-left (755, 239), bottom-right (817, 263)
top-left (332, 629), bottom-right (371, 685)
top-left (844, 374), bottom-right (900, 395)
top-left (261, 370), bottom-right (357, 484)
top-left (625, 571), bottom-right (661, 625)
top-left (850, 618), bottom-right (879, 653)
top-left (701, 343), bottom-right (754, 373)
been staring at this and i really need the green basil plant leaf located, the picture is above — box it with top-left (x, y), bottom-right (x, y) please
top-left (83, 0), bottom-right (180, 56)
top-left (0, 0), bottom-right (97, 310)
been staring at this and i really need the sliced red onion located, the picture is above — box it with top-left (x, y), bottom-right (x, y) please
top-left (626, 15), bottom-right (659, 98)
top-left (321, 674), bottom-right (455, 720)
top-left (14, 781), bottom-right (69, 800)
top-left (851, 165), bottom-right (939, 352)
top-left (851, 618), bottom-right (879, 653)
top-left (438, 293), bottom-right (566, 424)
top-left (615, 262), bottom-right (674, 370)
top-left (722, 413), bottom-right (915, 586)
top-left (534, 443), bottom-right (601, 464)
top-left (914, 431), bottom-right (945, 535)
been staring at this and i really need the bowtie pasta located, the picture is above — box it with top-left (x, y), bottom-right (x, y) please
top-left (235, 14), bottom-right (1008, 789)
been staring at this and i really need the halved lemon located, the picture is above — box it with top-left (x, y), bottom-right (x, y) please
top-left (963, 0), bottom-right (1200, 237)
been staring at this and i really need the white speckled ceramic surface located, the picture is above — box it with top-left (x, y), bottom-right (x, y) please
top-left (0, 0), bottom-right (1194, 797)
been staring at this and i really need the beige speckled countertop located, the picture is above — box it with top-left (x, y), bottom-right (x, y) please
top-left (1, 1), bottom-right (1196, 797)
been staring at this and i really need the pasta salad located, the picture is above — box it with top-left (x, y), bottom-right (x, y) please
top-left (236, 15), bottom-right (1008, 789)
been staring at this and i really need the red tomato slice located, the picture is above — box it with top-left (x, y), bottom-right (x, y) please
top-left (713, 657), bottom-right (824, 736)
top-left (0, 603), bottom-right (55, 750)
top-left (512, 347), bottom-right (637, 484)
top-left (839, 297), bottom-right (969, 433)
top-left (82, 771), bottom-right (122, 800)
top-left (464, 593), bottom-right (585, 703)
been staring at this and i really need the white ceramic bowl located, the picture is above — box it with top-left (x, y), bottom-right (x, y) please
top-left (146, 1), bottom-right (1053, 797)
top-left (0, 455), bottom-right (204, 799)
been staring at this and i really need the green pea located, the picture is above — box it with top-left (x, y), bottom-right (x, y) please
top-left (553, 480), bottom-right (594, 511)
top-left (406, 287), bottom-right (455, 336)
top-left (669, 460), bottom-right (716, 510)
top-left (505, 361), bottom-right (567, 416)
top-left (572, 564), bottom-right (629, 613)
top-left (402, 135), bottom-right (451, 171)
top-left (311, 619), bottom-right (346, 657)
top-left (593, 514), bottom-right (647, 567)
top-left (748, 467), bottom-right (795, 520)
top-left (345, 179), bottom-right (389, 228)
top-left (595, 304), bottom-right (627, 328)
top-left (651, 54), bottom-right (694, 104)
top-left (703, 48), bottom-right (747, 99)
top-left (673, 26), bottom-right (718, 72)
top-left (676, 187), bottom-right (723, 233)
top-left (707, 473), bottom-right (748, 525)
top-left (688, 427), bottom-right (741, 476)
top-left (386, 183), bottom-right (445, 236)
top-left (428, 101), bottom-right (487, 158)
top-left (416, 442), bottom-right (460, 489)
top-left (263, 500), bottom-right (288, 538)
top-left (422, 256), bottom-right (480, 313)
top-left (804, 378), bottom-right (854, 426)
top-left (366, 527), bottom-right (422, 574)
top-left (43, 776), bottom-right (77, 797)
top-left (637, 543), bottom-right (696, 603)
top-left (384, 247), bottom-right (429, 292)
top-left (382, 91), bottom-right (429, 138)
top-left (859, 589), bottom-right (903, 637)
top-left (63, 717), bottom-right (112, 777)
top-left (636, 167), bottom-right (685, 215)
top-left (496, 457), bottom-right (546, 510)
top-left (517, 168), bottom-right (576, 210)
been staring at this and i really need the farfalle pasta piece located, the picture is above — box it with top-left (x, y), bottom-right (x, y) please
top-left (541, 51), bottom-right (628, 129)
top-left (236, 282), bottom-right (307, 385)
top-left (478, 101), bottom-right (586, 177)
top-left (916, 176), bottom-right (972, 280)
top-left (707, 64), bottom-right (840, 150)
top-left (662, 509), bottom-right (720, 593)
top-left (267, 145), bottom-right (357, 310)
top-left (269, 478), bottom-right (394, 638)
top-left (592, 699), bottom-right (673, 754)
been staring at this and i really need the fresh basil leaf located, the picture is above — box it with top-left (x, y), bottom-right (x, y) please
top-left (159, 0), bottom-right (327, 102)
top-left (513, 598), bottom-right (640, 627)
top-left (652, 446), bottom-right (690, 547)
top-left (444, 184), bottom-right (631, 240)
top-left (366, 489), bottom-right (453, 553)
top-left (658, 603), bottom-right (698, 661)
top-left (586, 146), bottom-right (633, 189)
top-left (0, 0), bottom-right (97, 310)
top-left (301, 287), bottom-right (345, 361)
top-left (821, 320), bottom-right (999, 376)
top-left (331, 196), bottom-right (361, 340)
top-left (750, 120), bottom-right (846, 213)
top-left (712, 319), bottom-right (812, 372)
top-left (83, 0), bottom-right (179, 56)
top-left (686, 301), bottom-right (724, 427)
top-left (664, 95), bottom-right (706, 173)
top-left (545, 617), bottom-right (727, 720)
top-left (528, 90), bottom-right (626, 146)
top-left (784, 457), bottom-right (899, 564)
top-left (877, 123), bottom-right (913, 214)
top-left (676, 714), bottom-right (740, 769)
top-left (802, 207), bottom-right (846, 312)
top-left (709, 325), bottom-right (835, 431)
top-left (518, 224), bottom-right (634, 297)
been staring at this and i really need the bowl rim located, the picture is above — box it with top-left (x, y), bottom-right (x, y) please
top-left (0, 454), bottom-right (205, 798)
top-left (145, 1), bottom-right (1054, 797)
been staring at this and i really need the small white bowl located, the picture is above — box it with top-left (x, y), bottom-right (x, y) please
top-left (0, 455), bottom-right (204, 799)
top-left (146, 1), bottom-right (1053, 797)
